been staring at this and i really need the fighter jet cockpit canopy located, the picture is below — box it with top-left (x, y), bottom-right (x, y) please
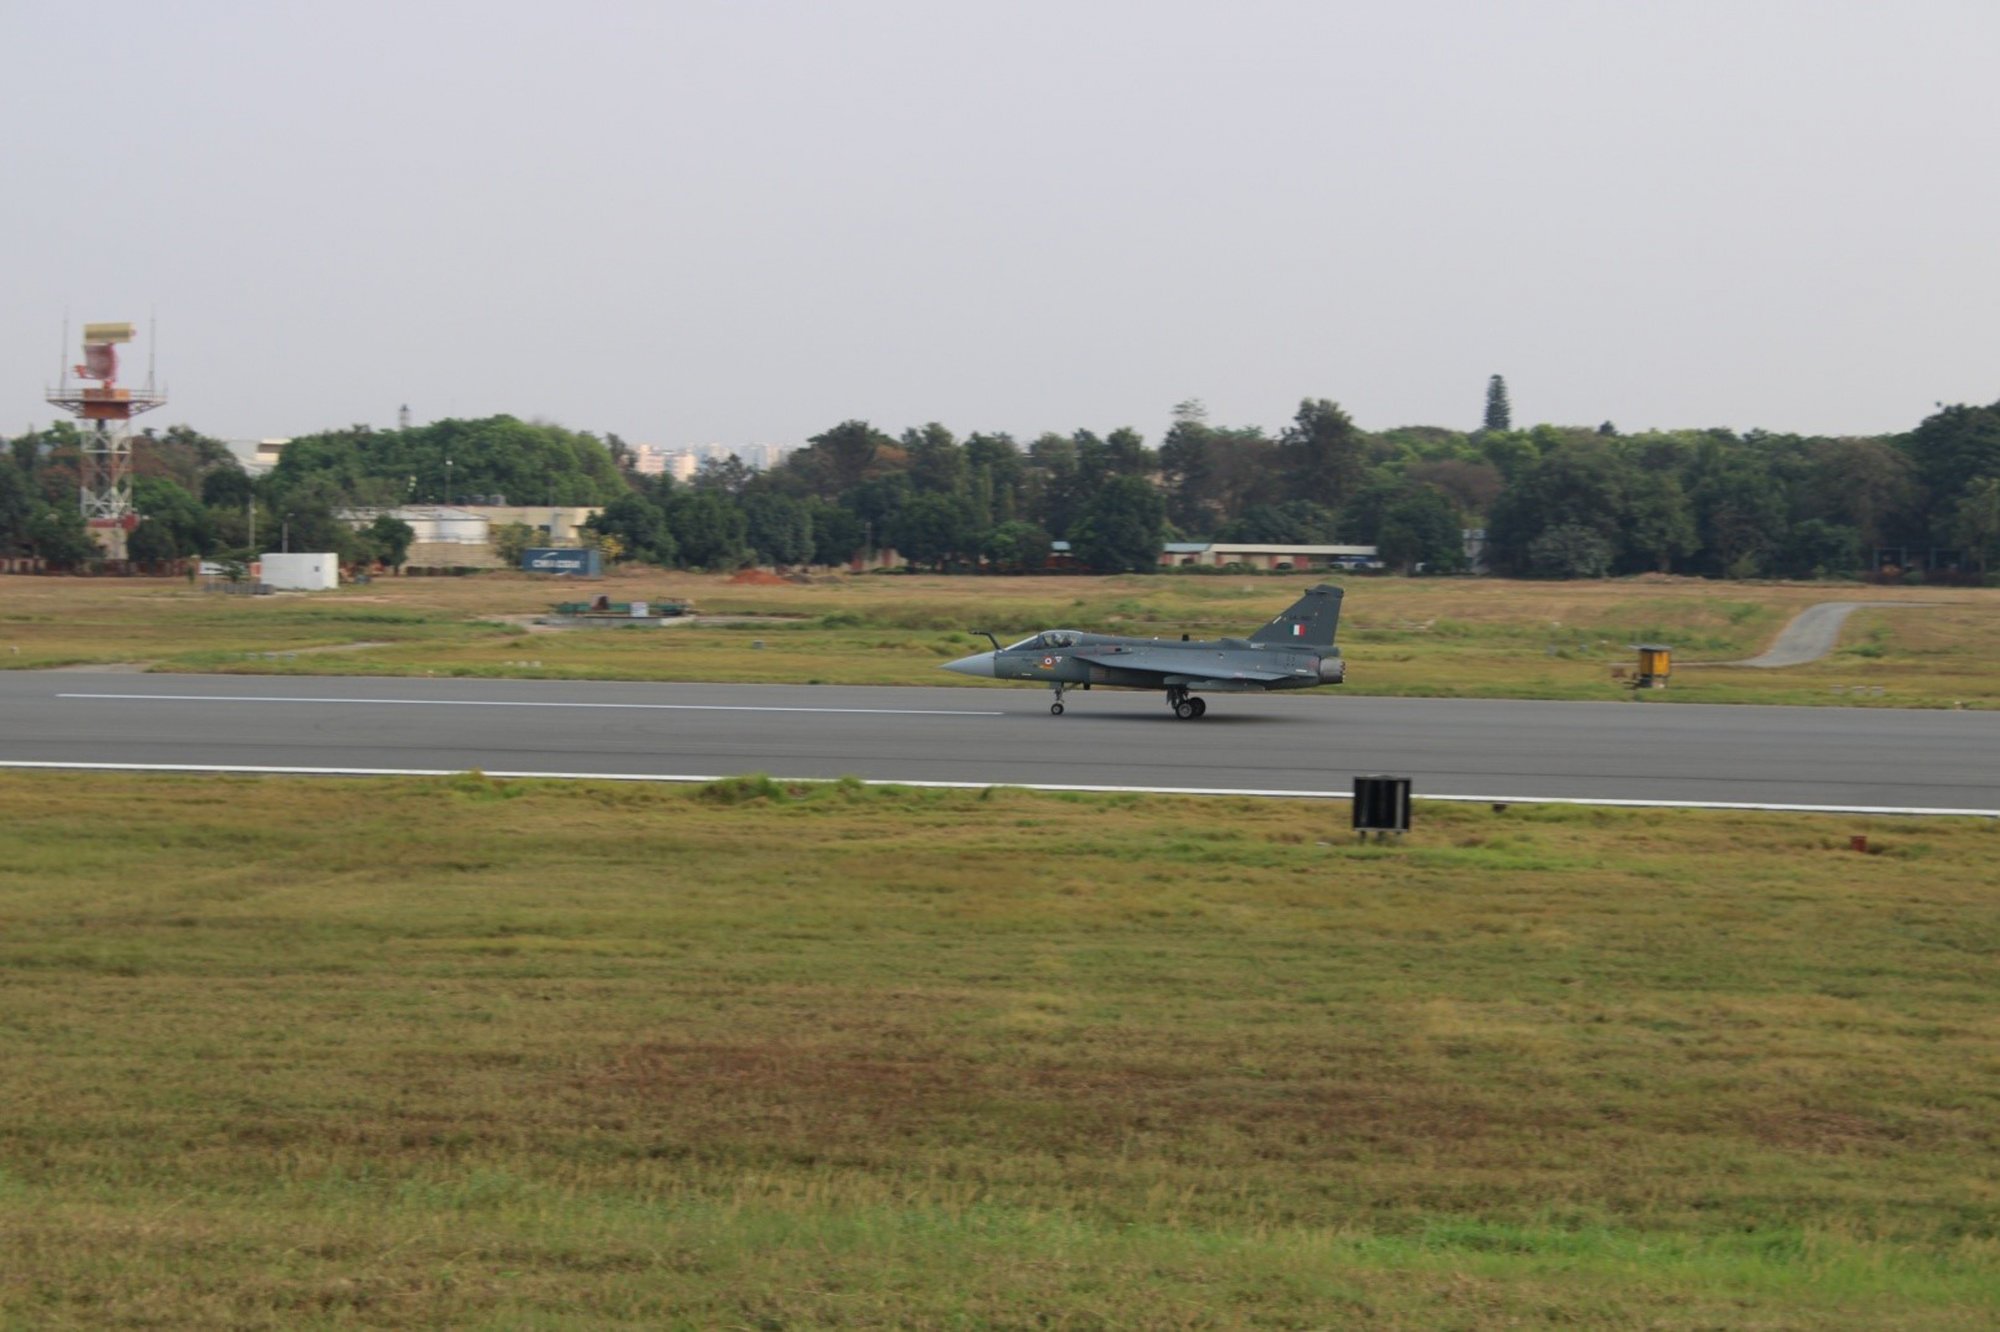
top-left (1005, 631), bottom-right (1081, 651)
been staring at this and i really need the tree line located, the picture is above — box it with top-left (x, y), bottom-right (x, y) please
top-left (0, 416), bottom-right (623, 569)
top-left (588, 395), bottom-right (2000, 580)
top-left (4, 393), bottom-right (1998, 580)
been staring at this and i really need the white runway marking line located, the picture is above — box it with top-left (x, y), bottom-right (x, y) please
top-left (0, 760), bottom-right (1993, 818)
top-left (55, 692), bottom-right (1002, 718)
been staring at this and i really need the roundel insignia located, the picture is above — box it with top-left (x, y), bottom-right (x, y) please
top-left (1042, 655), bottom-right (1055, 667)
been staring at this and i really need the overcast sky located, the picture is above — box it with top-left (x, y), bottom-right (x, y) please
top-left (6, 1), bottom-right (1997, 448)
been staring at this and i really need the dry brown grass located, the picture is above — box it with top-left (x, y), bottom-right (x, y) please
top-left (2, 570), bottom-right (1995, 707)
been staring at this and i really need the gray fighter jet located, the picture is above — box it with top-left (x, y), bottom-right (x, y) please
top-left (941, 583), bottom-right (1346, 718)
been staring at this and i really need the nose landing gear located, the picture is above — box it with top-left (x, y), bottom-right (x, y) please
top-left (1050, 683), bottom-right (1066, 716)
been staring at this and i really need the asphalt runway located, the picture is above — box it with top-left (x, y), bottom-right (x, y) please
top-left (3, 672), bottom-right (1995, 814)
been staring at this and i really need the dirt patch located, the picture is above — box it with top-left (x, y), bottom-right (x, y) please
top-left (727, 569), bottom-right (794, 585)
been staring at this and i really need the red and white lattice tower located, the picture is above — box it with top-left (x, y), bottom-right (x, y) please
top-left (45, 321), bottom-right (166, 559)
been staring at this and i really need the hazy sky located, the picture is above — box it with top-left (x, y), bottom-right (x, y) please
top-left (6, 1), bottom-right (1997, 448)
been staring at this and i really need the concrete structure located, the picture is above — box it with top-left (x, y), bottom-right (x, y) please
top-left (338, 504), bottom-right (603, 568)
top-left (1158, 542), bottom-right (1380, 570)
top-left (223, 439), bottom-right (291, 476)
top-left (259, 552), bottom-right (339, 590)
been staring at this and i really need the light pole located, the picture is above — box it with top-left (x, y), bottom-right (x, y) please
top-left (444, 457), bottom-right (452, 507)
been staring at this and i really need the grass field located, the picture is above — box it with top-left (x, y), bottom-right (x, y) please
top-left (2, 772), bottom-right (1995, 1327)
top-left (3, 570), bottom-right (1995, 707)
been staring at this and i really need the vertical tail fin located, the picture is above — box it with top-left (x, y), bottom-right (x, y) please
top-left (1249, 583), bottom-right (1344, 647)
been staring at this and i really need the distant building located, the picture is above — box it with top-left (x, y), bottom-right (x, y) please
top-left (338, 504), bottom-right (602, 567)
top-left (1159, 542), bottom-right (1380, 571)
top-left (223, 438), bottom-right (291, 476)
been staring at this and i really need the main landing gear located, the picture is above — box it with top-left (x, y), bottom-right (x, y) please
top-left (1166, 686), bottom-right (1207, 720)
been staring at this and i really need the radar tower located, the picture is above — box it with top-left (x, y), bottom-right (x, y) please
top-left (45, 321), bottom-right (166, 559)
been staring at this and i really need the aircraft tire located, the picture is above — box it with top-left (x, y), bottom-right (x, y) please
top-left (1190, 697), bottom-right (1207, 718)
top-left (1050, 702), bottom-right (1065, 716)
top-left (1173, 699), bottom-right (1196, 720)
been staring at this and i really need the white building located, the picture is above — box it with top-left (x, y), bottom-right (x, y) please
top-left (1159, 543), bottom-right (1381, 570)
top-left (223, 438), bottom-right (291, 476)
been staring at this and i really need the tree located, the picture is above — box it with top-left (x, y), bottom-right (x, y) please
top-left (491, 521), bottom-right (536, 567)
top-left (806, 500), bottom-right (866, 567)
top-left (1775, 519), bottom-right (1862, 579)
top-left (667, 490), bottom-right (747, 568)
top-left (136, 424), bottom-right (235, 495)
top-left (261, 474), bottom-right (358, 557)
top-left (1903, 401), bottom-right (2000, 531)
top-left (1333, 476), bottom-right (1408, 546)
top-left (586, 493), bottom-right (675, 565)
top-left (1100, 426), bottom-right (1149, 477)
top-left (886, 493), bottom-right (974, 571)
top-left (1808, 437), bottom-right (1916, 548)
top-left (1688, 442), bottom-right (1787, 578)
top-left (1069, 475), bottom-right (1164, 573)
top-left (272, 415), bottom-right (627, 507)
top-left (1276, 399), bottom-right (1365, 509)
top-left (364, 515), bottom-right (416, 569)
top-left (126, 518), bottom-right (180, 563)
top-left (1377, 488), bottom-right (1465, 573)
top-left (201, 466), bottom-right (255, 509)
top-left (1621, 471), bottom-right (1698, 574)
top-left (902, 423), bottom-right (965, 497)
top-left (1483, 440), bottom-right (1631, 574)
top-left (844, 474), bottom-right (910, 555)
top-left (963, 432), bottom-right (1025, 527)
top-left (1483, 375), bottom-right (1512, 432)
top-left (1405, 459), bottom-right (1502, 520)
top-left (743, 493), bottom-right (813, 567)
top-left (132, 477), bottom-right (215, 556)
top-left (580, 529), bottom-right (625, 564)
top-left (0, 458), bottom-right (35, 554)
top-left (1527, 523), bottom-right (1612, 578)
top-left (25, 504), bottom-right (99, 567)
top-left (1947, 476), bottom-right (2000, 575)
top-left (983, 519), bottom-right (1053, 573)
top-left (797, 420), bottom-right (892, 498)
top-left (694, 454), bottom-right (756, 496)
top-left (1158, 406), bottom-right (1220, 532)
top-left (1025, 433), bottom-right (1083, 538)
top-left (1218, 499), bottom-right (1341, 544)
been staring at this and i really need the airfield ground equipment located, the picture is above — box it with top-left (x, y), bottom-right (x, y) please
top-left (550, 596), bottom-right (693, 619)
top-left (1352, 775), bottom-right (1412, 841)
top-left (1631, 643), bottom-right (1673, 688)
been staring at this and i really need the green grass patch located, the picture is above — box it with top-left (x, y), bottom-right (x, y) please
top-left (1, 772), bottom-right (1996, 1326)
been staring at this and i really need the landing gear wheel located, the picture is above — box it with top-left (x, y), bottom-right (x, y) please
top-left (1050, 701), bottom-right (1065, 716)
top-left (1173, 699), bottom-right (1196, 720)
top-left (1189, 697), bottom-right (1207, 718)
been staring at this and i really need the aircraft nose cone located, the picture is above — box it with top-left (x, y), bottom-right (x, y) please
top-left (941, 651), bottom-right (996, 678)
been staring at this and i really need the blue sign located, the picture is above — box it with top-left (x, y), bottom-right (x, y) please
top-left (522, 547), bottom-right (601, 576)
